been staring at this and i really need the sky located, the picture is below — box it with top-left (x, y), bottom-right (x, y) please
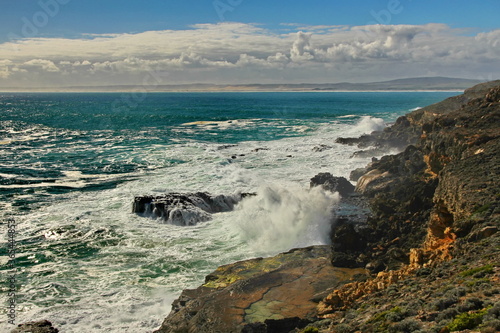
top-left (0, 0), bottom-right (499, 88)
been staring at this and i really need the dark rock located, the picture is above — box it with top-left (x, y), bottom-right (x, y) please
top-left (350, 167), bottom-right (367, 182)
top-left (241, 322), bottom-right (267, 333)
top-left (252, 148), bottom-right (269, 152)
top-left (10, 320), bottom-right (59, 333)
top-left (133, 192), bottom-right (245, 225)
top-left (217, 144), bottom-right (238, 150)
top-left (310, 173), bottom-right (355, 197)
top-left (312, 144), bottom-right (332, 152)
top-left (467, 226), bottom-right (499, 242)
top-left (331, 221), bottom-right (367, 253)
top-left (365, 260), bottom-right (386, 274)
top-left (350, 148), bottom-right (386, 159)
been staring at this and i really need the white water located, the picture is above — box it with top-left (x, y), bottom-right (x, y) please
top-left (1, 116), bottom-right (391, 332)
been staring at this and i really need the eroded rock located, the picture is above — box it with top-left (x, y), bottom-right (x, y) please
top-left (310, 173), bottom-right (355, 197)
top-left (154, 246), bottom-right (367, 333)
top-left (133, 192), bottom-right (251, 225)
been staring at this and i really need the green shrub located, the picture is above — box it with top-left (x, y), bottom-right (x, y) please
top-left (301, 327), bottom-right (319, 333)
top-left (388, 318), bottom-right (422, 332)
top-left (447, 308), bottom-right (489, 331)
top-left (460, 264), bottom-right (494, 277)
top-left (474, 203), bottom-right (492, 215)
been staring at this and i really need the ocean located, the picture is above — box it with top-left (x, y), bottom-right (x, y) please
top-left (0, 91), bottom-right (460, 332)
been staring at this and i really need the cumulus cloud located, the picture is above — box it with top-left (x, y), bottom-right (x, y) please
top-left (23, 59), bottom-right (60, 72)
top-left (0, 22), bottom-right (498, 87)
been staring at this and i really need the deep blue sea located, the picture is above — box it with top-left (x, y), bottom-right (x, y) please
top-left (0, 91), bottom-right (460, 332)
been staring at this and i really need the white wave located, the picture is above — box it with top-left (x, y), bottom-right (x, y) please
top-left (352, 116), bottom-right (386, 134)
top-left (180, 119), bottom-right (258, 130)
top-left (409, 106), bottom-right (423, 111)
top-left (231, 184), bottom-right (339, 256)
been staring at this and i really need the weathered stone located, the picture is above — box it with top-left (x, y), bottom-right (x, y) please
top-left (154, 246), bottom-right (367, 333)
top-left (349, 167), bottom-right (367, 182)
top-left (133, 192), bottom-right (248, 225)
top-left (310, 173), bottom-right (355, 197)
top-left (10, 320), bottom-right (59, 333)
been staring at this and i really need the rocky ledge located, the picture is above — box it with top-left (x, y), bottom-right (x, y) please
top-left (133, 192), bottom-right (253, 225)
top-left (154, 246), bottom-right (367, 333)
top-left (155, 81), bottom-right (500, 333)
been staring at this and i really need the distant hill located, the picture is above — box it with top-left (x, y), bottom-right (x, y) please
top-left (2, 77), bottom-right (485, 92)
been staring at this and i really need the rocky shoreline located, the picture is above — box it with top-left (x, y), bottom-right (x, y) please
top-left (11, 81), bottom-right (500, 333)
top-left (153, 81), bottom-right (500, 333)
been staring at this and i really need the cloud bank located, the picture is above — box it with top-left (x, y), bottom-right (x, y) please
top-left (0, 22), bottom-right (498, 87)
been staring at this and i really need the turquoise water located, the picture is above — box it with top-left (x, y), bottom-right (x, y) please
top-left (0, 92), bottom-right (459, 332)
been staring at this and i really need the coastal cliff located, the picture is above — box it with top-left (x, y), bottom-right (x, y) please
top-left (153, 81), bottom-right (499, 333)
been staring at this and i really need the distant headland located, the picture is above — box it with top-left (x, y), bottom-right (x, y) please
top-left (0, 77), bottom-right (485, 93)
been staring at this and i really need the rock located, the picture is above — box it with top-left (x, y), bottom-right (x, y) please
top-left (310, 173), bottom-right (355, 197)
top-left (312, 144), bottom-right (332, 152)
top-left (331, 221), bottom-right (367, 254)
top-left (467, 226), bottom-right (498, 242)
top-left (10, 320), bottom-right (59, 333)
top-left (133, 192), bottom-right (246, 225)
top-left (242, 317), bottom-right (312, 333)
top-left (349, 167), bottom-right (367, 182)
top-left (154, 246), bottom-right (367, 333)
top-left (217, 144), bottom-right (238, 150)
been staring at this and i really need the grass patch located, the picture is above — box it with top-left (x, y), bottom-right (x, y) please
top-left (474, 203), bottom-right (492, 215)
top-left (460, 264), bottom-right (494, 277)
top-left (446, 307), bottom-right (490, 331)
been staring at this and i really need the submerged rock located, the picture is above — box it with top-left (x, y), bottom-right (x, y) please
top-left (133, 192), bottom-right (251, 225)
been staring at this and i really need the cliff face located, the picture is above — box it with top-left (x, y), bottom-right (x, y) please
top-left (320, 83), bottom-right (500, 332)
top-left (154, 82), bottom-right (500, 333)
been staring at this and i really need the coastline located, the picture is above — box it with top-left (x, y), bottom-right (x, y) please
top-left (7, 81), bottom-right (499, 333)
top-left (153, 80), bottom-right (500, 333)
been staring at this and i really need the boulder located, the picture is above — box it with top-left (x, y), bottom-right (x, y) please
top-left (310, 173), bottom-right (355, 197)
top-left (133, 192), bottom-right (250, 225)
top-left (10, 320), bottom-right (59, 333)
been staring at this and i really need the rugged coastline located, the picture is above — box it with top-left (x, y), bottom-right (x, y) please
top-left (154, 81), bottom-right (500, 333)
top-left (10, 81), bottom-right (499, 333)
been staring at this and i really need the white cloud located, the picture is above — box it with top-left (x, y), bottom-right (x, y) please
top-left (23, 59), bottom-right (60, 72)
top-left (0, 22), bottom-right (498, 87)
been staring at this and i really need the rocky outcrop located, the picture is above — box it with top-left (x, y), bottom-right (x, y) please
top-left (133, 192), bottom-right (252, 225)
top-left (317, 83), bottom-right (500, 324)
top-left (310, 173), bottom-right (355, 197)
top-left (336, 80), bottom-right (500, 154)
top-left (10, 320), bottom-right (59, 333)
top-left (154, 246), bottom-right (367, 333)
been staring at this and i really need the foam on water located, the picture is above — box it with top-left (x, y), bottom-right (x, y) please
top-left (1, 92), bottom-right (462, 332)
top-left (2, 120), bottom-right (375, 332)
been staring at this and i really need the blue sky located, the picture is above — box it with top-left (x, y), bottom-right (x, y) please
top-left (0, 0), bottom-right (499, 88)
top-left (1, 0), bottom-right (499, 40)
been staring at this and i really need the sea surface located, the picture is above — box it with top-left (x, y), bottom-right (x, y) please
top-left (0, 91), bottom-right (460, 332)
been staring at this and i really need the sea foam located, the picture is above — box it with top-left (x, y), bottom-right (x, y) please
top-left (232, 184), bottom-right (339, 256)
